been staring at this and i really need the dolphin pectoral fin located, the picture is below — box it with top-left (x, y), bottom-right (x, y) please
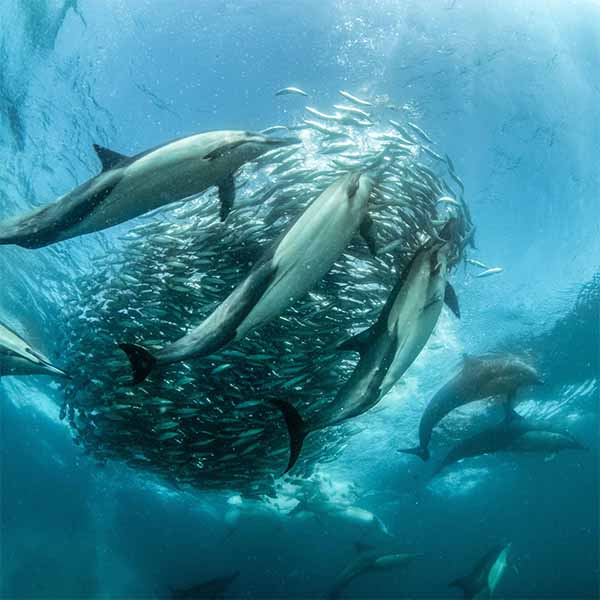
top-left (359, 213), bottom-right (378, 256)
top-left (93, 144), bottom-right (129, 171)
top-left (398, 446), bottom-right (430, 461)
top-left (119, 343), bottom-right (157, 384)
top-left (268, 399), bottom-right (308, 474)
top-left (444, 282), bottom-right (461, 318)
top-left (337, 328), bottom-right (372, 354)
top-left (218, 175), bottom-right (235, 221)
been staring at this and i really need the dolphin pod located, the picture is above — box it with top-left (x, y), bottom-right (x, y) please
top-left (449, 543), bottom-right (512, 599)
top-left (119, 171), bottom-right (377, 384)
top-left (434, 417), bottom-right (586, 476)
top-left (0, 130), bottom-right (297, 249)
top-left (399, 353), bottom-right (543, 461)
top-left (0, 320), bottom-right (70, 379)
top-left (270, 220), bottom-right (461, 473)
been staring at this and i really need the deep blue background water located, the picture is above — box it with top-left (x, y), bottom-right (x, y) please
top-left (1, 1), bottom-right (598, 598)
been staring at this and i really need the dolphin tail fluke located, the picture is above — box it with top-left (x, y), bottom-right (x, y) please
top-left (398, 446), bottom-right (430, 461)
top-left (269, 399), bottom-right (308, 474)
top-left (119, 343), bottom-right (157, 384)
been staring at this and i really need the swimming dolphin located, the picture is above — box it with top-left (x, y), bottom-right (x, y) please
top-left (329, 547), bottom-right (419, 599)
top-left (434, 417), bottom-right (586, 476)
top-left (449, 543), bottom-right (511, 599)
top-left (290, 499), bottom-right (391, 537)
top-left (270, 221), bottom-right (460, 472)
top-left (0, 131), bottom-right (297, 248)
top-left (0, 319), bottom-right (70, 378)
top-left (170, 571), bottom-right (240, 599)
top-left (120, 171), bottom-right (376, 384)
top-left (399, 354), bottom-right (542, 461)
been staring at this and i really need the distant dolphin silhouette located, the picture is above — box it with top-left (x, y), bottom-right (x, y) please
top-left (449, 543), bottom-right (511, 598)
top-left (433, 417), bottom-right (586, 476)
top-left (399, 353), bottom-right (542, 460)
top-left (328, 546), bottom-right (419, 599)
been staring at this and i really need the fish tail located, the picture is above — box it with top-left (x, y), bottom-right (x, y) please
top-left (268, 399), bottom-right (308, 474)
top-left (398, 446), bottom-right (430, 461)
top-left (119, 343), bottom-right (157, 384)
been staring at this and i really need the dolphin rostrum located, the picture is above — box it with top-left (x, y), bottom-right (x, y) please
top-left (399, 353), bottom-right (543, 461)
top-left (329, 546), bottom-right (419, 599)
top-left (0, 319), bottom-right (70, 378)
top-left (0, 131), bottom-right (297, 249)
top-left (449, 543), bottom-right (512, 599)
top-left (434, 417), bottom-right (586, 476)
top-left (169, 571), bottom-right (240, 599)
top-left (120, 171), bottom-right (377, 383)
top-left (271, 221), bottom-right (461, 473)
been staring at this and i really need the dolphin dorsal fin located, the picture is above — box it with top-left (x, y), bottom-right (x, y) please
top-left (93, 144), bottom-right (129, 171)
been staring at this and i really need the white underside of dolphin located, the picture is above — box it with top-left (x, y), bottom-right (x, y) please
top-left (270, 222), bottom-right (460, 473)
top-left (0, 320), bottom-right (70, 378)
top-left (0, 130), bottom-right (297, 248)
top-left (120, 171), bottom-right (376, 383)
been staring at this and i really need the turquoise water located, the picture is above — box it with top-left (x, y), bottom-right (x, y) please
top-left (0, 1), bottom-right (598, 598)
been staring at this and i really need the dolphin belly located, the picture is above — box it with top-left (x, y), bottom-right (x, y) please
top-left (236, 179), bottom-right (371, 337)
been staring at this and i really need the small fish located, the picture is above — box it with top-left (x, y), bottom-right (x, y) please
top-left (437, 196), bottom-right (462, 208)
top-left (333, 104), bottom-right (371, 119)
top-left (339, 90), bottom-right (374, 107)
top-left (275, 86), bottom-right (309, 97)
top-left (260, 125), bottom-right (290, 134)
top-left (474, 267), bottom-right (504, 278)
top-left (305, 106), bottom-right (342, 122)
top-left (407, 122), bottom-right (434, 144)
top-left (466, 258), bottom-right (490, 270)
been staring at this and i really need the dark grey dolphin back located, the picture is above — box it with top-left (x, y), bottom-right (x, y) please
top-left (0, 169), bottom-right (122, 248)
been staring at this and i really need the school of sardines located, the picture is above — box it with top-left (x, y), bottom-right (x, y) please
top-left (1, 88), bottom-right (484, 495)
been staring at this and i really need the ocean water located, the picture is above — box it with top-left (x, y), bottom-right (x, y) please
top-left (0, 1), bottom-right (598, 599)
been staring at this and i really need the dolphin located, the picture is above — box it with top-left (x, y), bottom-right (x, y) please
top-left (0, 131), bottom-right (297, 249)
top-left (120, 171), bottom-right (377, 383)
top-left (270, 221), bottom-right (460, 473)
top-left (0, 319), bottom-right (70, 378)
top-left (399, 353), bottom-right (543, 461)
top-left (449, 543), bottom-right (511, 599)
top-left (169, 571), bottom-right (240, 599)
top-left (290, 499), bottom-right (391, 537)
top-left (328, 547), bottom-right (419, 599)
top-left (434, 418), bottom-right (586, 476)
